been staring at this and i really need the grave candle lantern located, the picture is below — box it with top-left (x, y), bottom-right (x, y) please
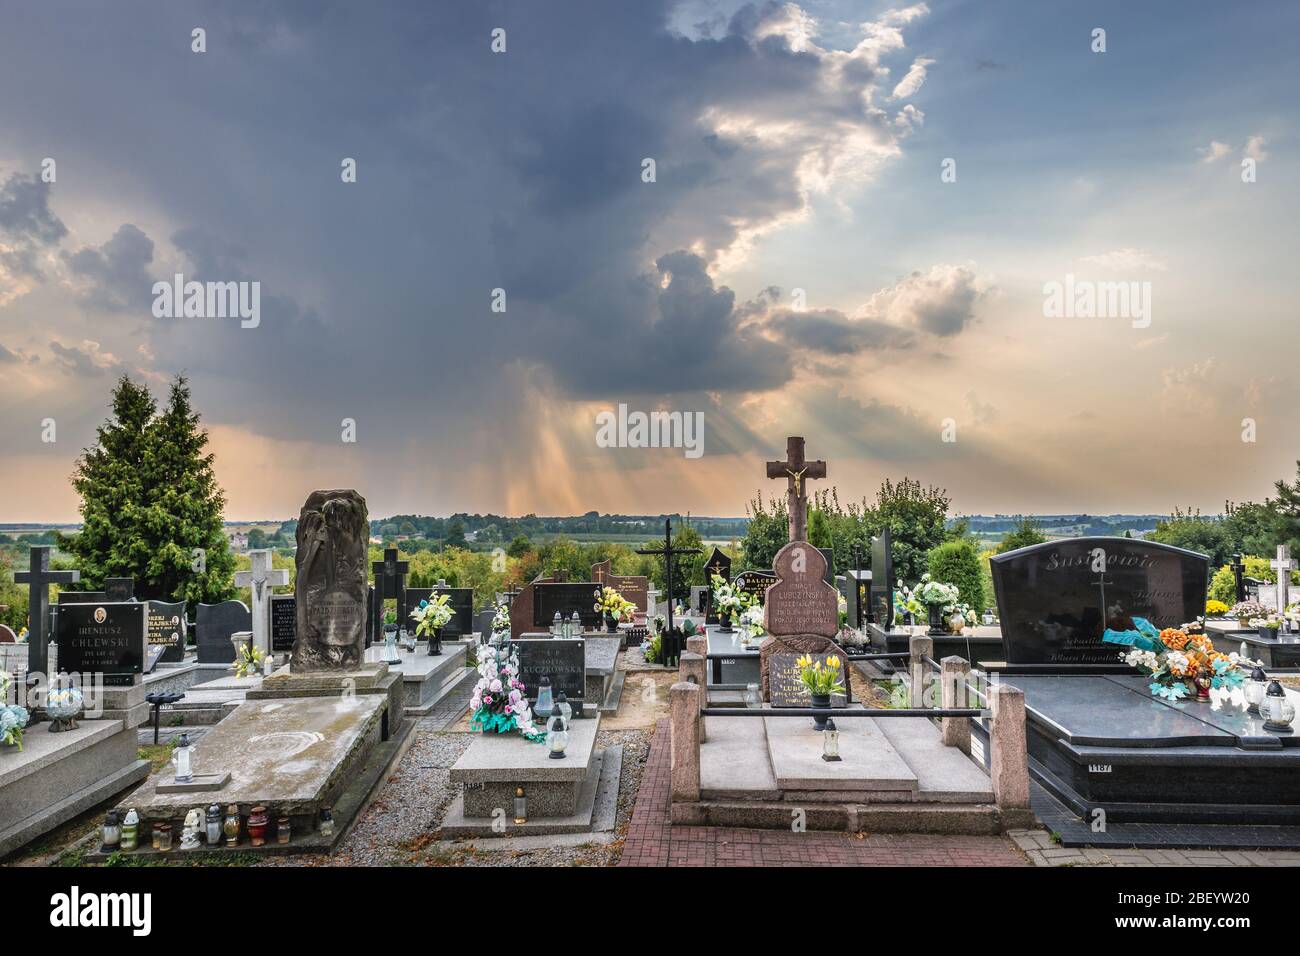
top-left (555, 692), bottom-right (572, 727)
top-left (319, 806), bottom-right (335, 837)
top-left (552, 611), bottom-right (562, 637)
top-left (1261, 681), bottom-right (1296, 732)
top-left (571, 611), bottom-right (581, 636)
top-left (172, 732), bottom-right (194, 783)
top-left (535, 675), bottom-right (553, 717)
top-left (1245, 666), bottom-right (1269, 714)
top-left (821, 719), bottom-right (841, 762)
top-left (546, 706), bottom-right (569, 759)
top-left (121, 808), bottom-right (139, 850)
top-left (205, 804), bottom-right (222, 846)
top-left (224, 804), bottom-right (241, 846)
top-left (101, 810), bottom-right (121, 850)
top-left (514, 787), bottom-right (527, 824)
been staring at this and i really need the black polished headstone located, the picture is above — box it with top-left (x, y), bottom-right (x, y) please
top-left (870, 529), bottom-right (894, 630)
top-left (55, 601), bottom-right (146, 685)
top-left (405, 586), bottom-right (475, 638)
top-left (818, 548), bottom-right (834, 585)
top-left (474, 607), bottom-right (496, 641)
top-left (195, 600), bottom-right (251, 664)
top-left (990, 537), bottom-right (1209, 669)
top-left (146, 600), bottom-right (187, 664)
top-left (703, 548), bottom-right (732, 625)
top-left (270, 594), bottom-right (296, 652)
top-left (533, 582), bottom-right (603, 629)
top-left (512, 638), bottom-right (586, 711)
top-left (842, 570), bottom-right (870, 628)
top-left (733, 570), bottom-right (776, 606)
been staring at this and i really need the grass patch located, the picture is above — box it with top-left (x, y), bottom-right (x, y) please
top-left (138, 742), bottom-right (175, 773)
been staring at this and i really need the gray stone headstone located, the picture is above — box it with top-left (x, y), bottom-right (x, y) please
top-left (293, 489), bottom-right (369, 671)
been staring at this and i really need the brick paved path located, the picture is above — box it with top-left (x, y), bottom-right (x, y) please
top-left (618, 720), bottom-right (1030, 867)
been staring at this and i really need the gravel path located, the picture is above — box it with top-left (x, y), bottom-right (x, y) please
top-left (265, 723), bottom-right (651, 867)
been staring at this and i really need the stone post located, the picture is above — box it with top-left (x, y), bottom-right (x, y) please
top-left (940, 655), bottom-right (971, 753)
top-left (909, 634), bottom-right (933, 709)
top-left (669, 682), bottom-right (701, 803)
top-left (989, 683), bottom-right (1031, 823)
top-left (686, 635), bottom-right (707, 659)
top-left (678, 649), bottom-right (707, 741)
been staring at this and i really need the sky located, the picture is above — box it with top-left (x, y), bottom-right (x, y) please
top-left (1, 0), bottom-right (1297, 522)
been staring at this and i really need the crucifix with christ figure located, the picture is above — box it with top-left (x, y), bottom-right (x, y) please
top-left (765, 436), bottom-right (826, 543)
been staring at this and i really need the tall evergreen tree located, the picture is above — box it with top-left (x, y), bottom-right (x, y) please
top-left (1272, 462), bottom-right (1300, 556)
top-left (144, 376), bottom-right (236, 604)
top-left (65, 375), bottom-right (234, 604)
top-left (65, 376), bottom-right (154, 590)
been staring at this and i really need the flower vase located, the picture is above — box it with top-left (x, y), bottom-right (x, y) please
top-left (427, 627), bottom-right (443, 657)
top-left (1260, 626), bottom-right (1280, 642)
top-left (926, 603), bottom-right (947, 636)
top-left (810, 693), bottom-right (831, 731)
top-left (605, 615), bottom-right (618, 633)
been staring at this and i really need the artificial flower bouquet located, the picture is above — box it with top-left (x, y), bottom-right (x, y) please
top-left (234, 643), bottom-right (264, 678)
top-left (1103, 617), bottom-right (1254, 708)
top-left (1249, 613), bottom-right (1283, 634)
top-left (709, 574), bottom-right (747, 626)
top-left (594, 586), bottom-right (636, 623)
top-left (468, 644), bottom-right (545, 741)
top-left (0, 670), bottom-right (30, 750)
top-left (491, 602), bottom-right (511, 636)
top-left (796, 654), bottom-right (845, 697)
top-left (739, 603), bottom-right (766, 643)
top-left (410, 593), bottom-right (454, 638)
top-left (1204, 599), bottom-right (1230, 618)
top-left (1230, 600), bottom-right (1270, 624)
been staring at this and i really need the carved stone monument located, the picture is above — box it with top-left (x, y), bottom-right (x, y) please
top-left (291, 489), bottom-right (370, 671)
top-left (759, 541), bottom-right (846, 699)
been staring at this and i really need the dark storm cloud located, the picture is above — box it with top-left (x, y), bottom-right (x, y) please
top-left (0, 174), bottom-right (66, 277)
top-left (62, 224), bottom-right (155, 312)
top-left (0, 0), bottom-right (929, 456)
top-left (767, 307), bottom-right (914, 354)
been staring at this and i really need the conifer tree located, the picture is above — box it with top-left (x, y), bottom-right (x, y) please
top-left (65, 375), bottom-right (235, 604)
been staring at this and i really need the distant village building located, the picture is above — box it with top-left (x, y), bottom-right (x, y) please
top-left (227, 530), bottom-right (249, 552)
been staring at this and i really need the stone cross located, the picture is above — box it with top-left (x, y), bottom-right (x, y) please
top-left (235, 549), bottom-right (290, 655)
top-left (765, 436), bottom-right (826, 543)
top-left (1271, 545), bottom-right (1294, 613)
top-left (636, 518), bottom-right (702, 634)
top-left (646, 586), bottom-right (660, 618)
top-left (14, 546), bottom-right (80, 677)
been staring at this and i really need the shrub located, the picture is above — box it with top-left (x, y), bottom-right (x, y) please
top-left (926, 539), bottom-right (986, 613)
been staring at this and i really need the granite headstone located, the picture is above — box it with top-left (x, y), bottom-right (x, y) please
top-left (195, 600), bottom-right (251, 665)
top-left (146, 600), bottom-right (187, 664)
top-left (55, 601), bottom-right (146, 685)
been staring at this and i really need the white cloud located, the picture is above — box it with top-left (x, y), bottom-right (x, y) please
top-left (856, 263), bottom-right (994, 337)
top-left (891, 57), bottom-right (934, 99)
top-left (1244, 134), bottom-right (1268, 161)
top-left (1197, 140), bottom-right (1232, 163)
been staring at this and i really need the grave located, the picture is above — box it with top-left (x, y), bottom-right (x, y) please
top-left (370, 547), bottom-right (408, 643)
top-left (441, 713), bottom-right (621, 838)
top-left (759, 542), bottom-right (849, 701)
top-left (533, 581), bottom-right (603, 631)
top-left (508, 573), bottom-right (556, 639)
top-left (0, 550), bottom-right (150, 858)
top-left (591, 560), bottom-right (649, 615)
top-left (102, 490), bottom-right (410, 858)
top-left (733, 570), bottom-right (775, 606)
top-left (974, 536), bottom-right (1300, 835)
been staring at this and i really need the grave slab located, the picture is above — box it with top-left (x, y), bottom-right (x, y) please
top-left (126, 695), bottom-right (386, 826)
top-left (699, 716), bottom-right (779, 800)
top-left (764, 714), bottom-right (917, 791)
top-left (362, 642), bottom-right (469, 714)
top-left (874, 717), bottom-right (994, 803)
top-left (451, 714), bottom-right (600, 818)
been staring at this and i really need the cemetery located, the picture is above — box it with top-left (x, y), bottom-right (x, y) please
top-left (6, 423), bottom-right (1300, 874)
